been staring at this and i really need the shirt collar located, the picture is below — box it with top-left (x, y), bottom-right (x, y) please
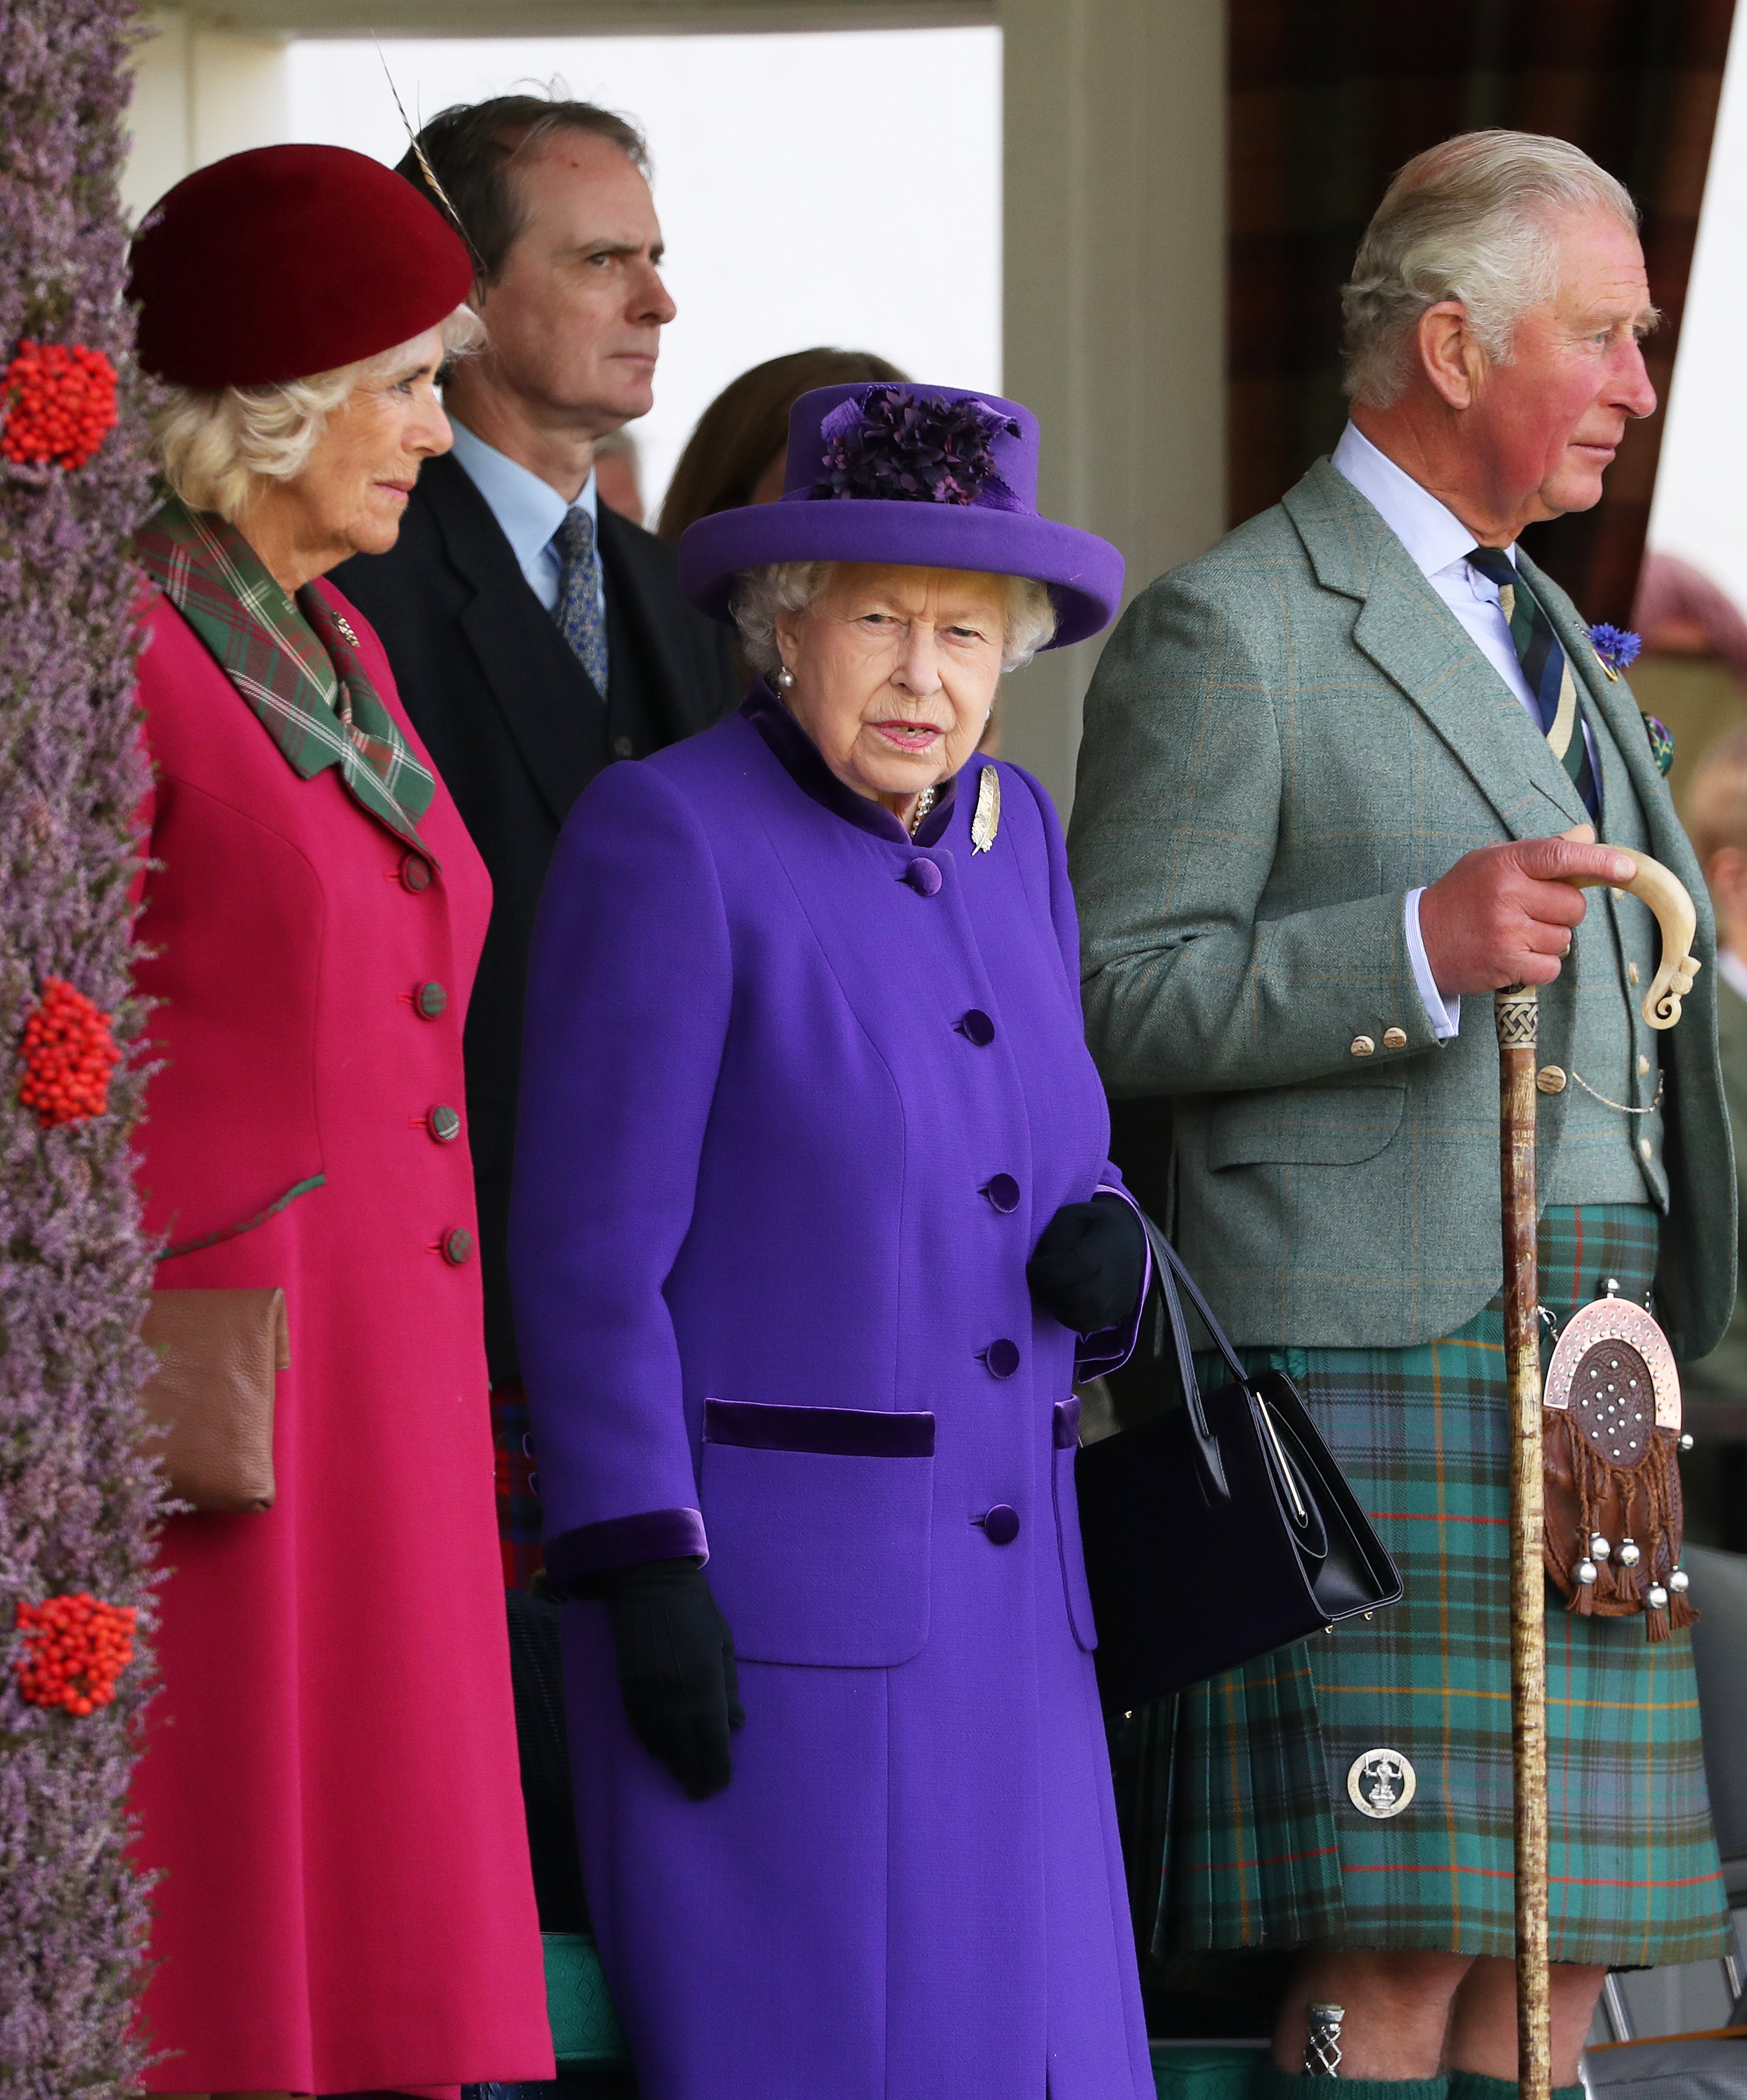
top-left (446, 416), bottom-right (596, 570)
top-left (1331, 419), bottom-right (1516, 584)
top-left (740, 681), bottom-right (959, 846)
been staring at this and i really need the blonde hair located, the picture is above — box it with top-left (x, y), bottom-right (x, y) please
top-left (1342, 130), bottom-right (1640, 409)
top-left (151, 305), bottom-right (484, 523)
top-left (730, 560), bottom-right (1058, 678)
top-left (1688, 727), bottom-right (1747, 870)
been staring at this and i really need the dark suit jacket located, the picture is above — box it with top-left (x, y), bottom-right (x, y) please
top-left (334, 451), bottom-right (741, 1383)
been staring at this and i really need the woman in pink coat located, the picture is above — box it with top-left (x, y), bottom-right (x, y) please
top-left (125, 147), bottom-right (550, 2096)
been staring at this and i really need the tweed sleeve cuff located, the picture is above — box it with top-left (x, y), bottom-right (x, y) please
top-left (1074, 1181), bottom-right (1154, 1380)
top-left (545, 1507), bottom-right (708, 1596)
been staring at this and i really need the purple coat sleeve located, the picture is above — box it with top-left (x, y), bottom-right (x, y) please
top-left (1010, 763), bottom-right (1152, 1378)
top-left (509, 763), bottom-right (731, 1588)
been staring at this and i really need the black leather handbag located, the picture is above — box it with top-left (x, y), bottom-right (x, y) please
top-left (1076, 1214), bottom-right (1403, 1712)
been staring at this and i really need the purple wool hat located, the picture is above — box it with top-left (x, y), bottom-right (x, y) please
top-left (676, 383), bottom-right (1125, 649)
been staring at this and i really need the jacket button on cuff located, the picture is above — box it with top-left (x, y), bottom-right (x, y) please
top-left (428, 1105), bottom-right (462, 1143)
top-left (904, 858), bottom-right (943, 897)
top-left (1349, 1035), bottom-right (1375, 1058)
top-left (983, 1173), bottom-right (1020, 1214)
top-left (613, 734), bottom-right (635, 758)
top-left (956, 1008), bottom-right (996, 1046)
top-left (415, 980), bottom-right (447, 1019)
top-left (1536, 1065), bottom-right (1568, 1095)
top-left (440, 1227), bottom-right (473, 1265)
top-left (1383, 1027), bottom-right (1407, 1049)
top-left (981, 1338), bottom-right (1021, 1378)
top-left (399, 851), bottom-right (433, 893)
top-left (978, 1504), bottom-right (1020, 1546)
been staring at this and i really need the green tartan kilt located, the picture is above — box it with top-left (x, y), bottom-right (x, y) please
top-left (1139, 1204), bottom-right (1731, 1965)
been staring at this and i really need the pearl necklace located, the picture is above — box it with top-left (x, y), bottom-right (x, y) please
top-left (906, 786), bottom-right (938, 838)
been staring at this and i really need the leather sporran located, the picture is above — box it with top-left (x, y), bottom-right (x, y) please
top-left (1541, 1282), bottom-right (1694, 1641)
top-left (141, 1288), bottom-right (287, 1513)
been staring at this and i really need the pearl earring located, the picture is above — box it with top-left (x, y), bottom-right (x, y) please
top-left (775, 665), bottom-right (795, 692)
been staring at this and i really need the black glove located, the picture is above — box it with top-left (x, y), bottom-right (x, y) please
top-left (596, 1559), bottom-right (744, 1800)
top-left (1026, 1195), bottom-right (1146, 1336)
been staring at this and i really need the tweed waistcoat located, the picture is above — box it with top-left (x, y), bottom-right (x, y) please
top-left (1539, 694), bottom-right (1665, 1209)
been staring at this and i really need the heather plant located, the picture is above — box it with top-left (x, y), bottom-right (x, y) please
top-left (0, 2), bottom-right (164, 2091)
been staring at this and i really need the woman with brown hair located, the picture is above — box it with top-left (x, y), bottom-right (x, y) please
top-left (657, 347), bottom-right (905, 541)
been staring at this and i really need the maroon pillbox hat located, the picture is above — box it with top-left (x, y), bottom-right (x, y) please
top-left (128, 144), bottom-right (473, 389)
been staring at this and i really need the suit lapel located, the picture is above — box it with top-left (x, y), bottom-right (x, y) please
top-left (422, 454), bottom-right (603, 828)
top-left (1285, 461), bottom-right (1587, 839)
top-left (598, 506), bottom-right (718, 740)
top-left (1519, 549), bottom-right (1673, 845)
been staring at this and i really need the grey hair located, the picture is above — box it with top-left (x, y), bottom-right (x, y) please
top-left (151, 304), bottom-right (484, 524)
top-left (730, 561), bottom-right (1058, 677)
top-left (1342, 130), bottom-right (1641, 409)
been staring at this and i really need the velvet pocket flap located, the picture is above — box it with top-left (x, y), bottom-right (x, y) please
top-left (701, 1399), bottom-right (934, 1668)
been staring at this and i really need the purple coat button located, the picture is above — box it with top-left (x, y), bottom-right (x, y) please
top-left (981, 1337), bottom-right (1021, 1378)
top-left (979, 1504), bottom-right (1020, 1546)
top-left (904, 858), bottom-right (943, 897)
top-left (983, 1174), bottom-right (1020, 1214)
top-left (956, 1008), bottom-right (996, 1046)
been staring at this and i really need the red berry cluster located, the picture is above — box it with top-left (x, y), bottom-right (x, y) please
top-left (14, 1594), bottom-right (138, 1716)
top-left (17, 976), bottom-right (121, 1127)
top-left (0, 340), bottom-right (118, 470)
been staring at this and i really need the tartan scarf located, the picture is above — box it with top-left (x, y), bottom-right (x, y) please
top-left (135, 495), bottom-right (437, 855)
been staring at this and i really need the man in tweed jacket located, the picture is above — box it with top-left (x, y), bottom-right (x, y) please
top-left (1071, 131), bottom-right (1736, 2098)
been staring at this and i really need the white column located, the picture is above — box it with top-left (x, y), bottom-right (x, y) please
top-left (123, 7), bottom-right (293, 224)
top-left (996, 0), bottom-right (1226, 813)
top-left (123, 9), bottom-right (192, 223)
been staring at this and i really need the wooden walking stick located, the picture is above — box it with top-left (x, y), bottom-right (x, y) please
top-left (1496, 846), bottom-right (1700, 2100)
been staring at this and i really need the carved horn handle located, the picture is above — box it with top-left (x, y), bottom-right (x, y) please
top-left (1566, 845), bottom-right (1700, 1030)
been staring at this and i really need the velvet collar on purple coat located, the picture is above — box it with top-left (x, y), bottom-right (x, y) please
top-left (740, 680), bottom-right (959, 848)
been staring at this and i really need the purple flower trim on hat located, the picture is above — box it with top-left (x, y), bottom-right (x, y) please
top-left (810, 385), bottom-right (1024, 510)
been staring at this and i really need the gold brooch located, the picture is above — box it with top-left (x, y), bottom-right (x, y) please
top-left (971, 765), bottom-right (1001, 853)
top-left (333, 614), bottom-right (360, 648)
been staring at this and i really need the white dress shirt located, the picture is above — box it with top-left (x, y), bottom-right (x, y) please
top-left (1330, 421), bottom-right (1594, 1039)
top-left (447, 418), bottom-right (608, 675)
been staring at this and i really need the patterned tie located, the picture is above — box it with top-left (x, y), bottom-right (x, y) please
top-left (554, 506), bottom-right (609, 698)
top-left (1465, 544), bottom-right (1597, 815)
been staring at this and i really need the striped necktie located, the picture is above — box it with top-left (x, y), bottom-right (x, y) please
top-left (1466, 544), bottom-right (1597, 815)
top-left (554, 505), bottom-right (609, 699)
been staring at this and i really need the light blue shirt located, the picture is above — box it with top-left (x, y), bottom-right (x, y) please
top-left (447, 418), bottom-right (608, 675)
top-left (1331, 420), bottom-right (1599, 1041)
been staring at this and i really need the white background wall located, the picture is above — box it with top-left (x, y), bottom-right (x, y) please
top-left (1648, 13), bottom-right (1747, 614)
top-left (277, 28), bottom-right (1002, 521)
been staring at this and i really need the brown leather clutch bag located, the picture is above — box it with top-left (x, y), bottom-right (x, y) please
top-left (141, 1288), bottom-right (287, 1513)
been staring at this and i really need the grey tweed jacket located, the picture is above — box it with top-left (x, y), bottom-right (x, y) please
top-left (1068, 459), bottom-right (1735, 1357)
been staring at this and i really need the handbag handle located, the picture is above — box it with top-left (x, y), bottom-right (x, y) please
top-left (1133, 1211), bottom-right (1233, 1505)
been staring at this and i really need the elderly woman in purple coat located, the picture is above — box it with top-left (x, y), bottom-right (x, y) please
top-left (510, 382), bottom-right (1151, 2100)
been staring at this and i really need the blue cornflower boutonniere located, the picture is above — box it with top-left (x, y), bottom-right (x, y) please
top-left (1586, 622), bottom-right (1673, 775)
top-left (1588, 622), bottom-right (1642, 679)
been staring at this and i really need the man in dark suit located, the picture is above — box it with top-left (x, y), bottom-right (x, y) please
top-left (336, 97), bottom-right (739, 1587)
